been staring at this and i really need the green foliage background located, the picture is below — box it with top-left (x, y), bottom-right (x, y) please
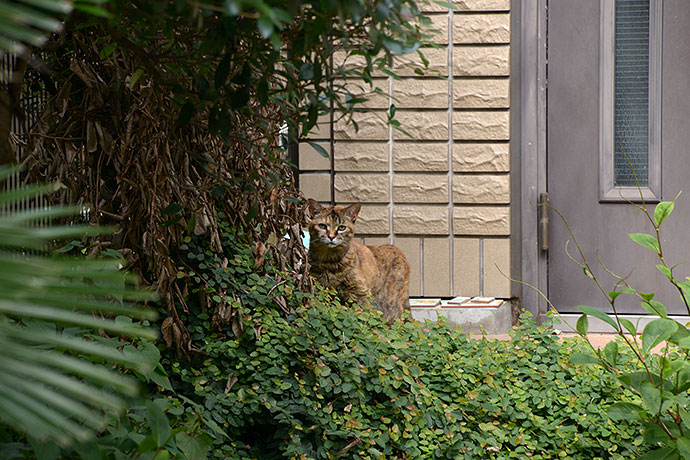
top-left (156, 221), bottom-right (647, 459)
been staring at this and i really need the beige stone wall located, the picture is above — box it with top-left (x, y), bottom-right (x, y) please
top-left (299, 0), bottom-right (511, 299)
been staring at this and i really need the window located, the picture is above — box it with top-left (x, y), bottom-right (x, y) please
top-left (600, 0), bottom-right (661, 201)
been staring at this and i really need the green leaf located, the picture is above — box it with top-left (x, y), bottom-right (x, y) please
top-left (657, 264), bottom-right (673, 279)
top-left (569, 352), bottom-right (601, 365)
top-left (257, 78), bottom-right (269, 105)
top-left (382, 37), bottom-right (403, 55)
top-left (230, 86), bottom-right (251, 108)
top-left (146, 401), bottom-right (170, 448)
top-left (620, 318), bottom-right (638, 336)
top-left (379, 67), bottom-right (401, 80)
top-left (153, 449), bottom-right (171, 460)
top-left (603, 341), bottom-right (618, 365)
top-left (162, 203), bottom-right (183, 215)
top-left (576, 314), bottom-right (588, 336)
top-left (677, 437), bottom-right (690, 460)
top-left (629, 233), bottom-right (660, 253)
top-left (306, 140), bottom-right (329, 158)
top-left (299, 62), bottom-right (314, 80)
top-left (607, 402), bottom-right (644, 421)
top-left (642, 318), bottom-right (678, 354)
top-left (257, 16), bottom-right (273, 38)
top-left (129, 68), bottom-right (144, 88)
top-left (641, 300), bottom-right (668, 318)
top-left (73, 2), bottom-right (112, 18)
top-left (609, 291), bottom-right (623, 301)
top-left (641, 292), bottom-right (656, 302)
top-left (677, 335), bottom-right (690, 350)
top-left (575, 305), bottom-right (619, 331)
top-left (637, 447), bottom-right (679, 460)
top-left (680, 408), bottom-right (690, 428)
top-left (640, 380), bottom-right (662, 414)
top-left (654, 201), bottom-right (675, 226)
top-left (215, 55), bottom-right (231, 89)
top-left (433, 0), bottom-right (459, 10)
top-left (177, 101), bottom-right (195, 128)
top-left (176, 432), bottom-right (212, 460)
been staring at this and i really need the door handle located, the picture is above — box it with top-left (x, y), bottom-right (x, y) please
top-left (539, 193), bottom-right (549, 251)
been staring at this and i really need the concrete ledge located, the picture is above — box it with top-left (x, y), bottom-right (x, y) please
top-left (547, 313), bottom-right (690, 333)
top-left (411, 301), bottom-right (512, 334)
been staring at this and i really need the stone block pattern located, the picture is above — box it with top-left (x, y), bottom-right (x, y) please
top-left (453, 111), bottom-right (510, 140)
top-left (394, 47), bottom-right (448, 77)
top-left (453, 206), bottom-right (510, 236)
top-left (334, 111), bottom-right (388, 140)
top-left (334, 142), bottom-right (388, 172)
top-left (454, 46), bottom-right (510, 76)
top-left (335, 174), bottom-right (389, 203)
top-left (454, 79), bottom-right (509, 108)
top-left (394, 143), bottom-right (448, 172)
top-left (356, 205), bottom-right (389, 234)
top-left (394, 174), bottom-right (449, 203)
top-left (454, 13), bottom-right (510, 44)
top-left (339, 78), bottom-right (389, 109)
top-left (394, 206), bottom-right (449, 235)
top-left (394, 111), bottom-right (448, 141)
top-left (453, 174), bottom-right (510, 204)
top-left (299, 142), bottom-right (330, 171)
top-left (453, 143), bottom-right (509, 172)
top-left (394, 79), bottom-right (448, 109)
top-left (299, 5), bottom-right (513, 298)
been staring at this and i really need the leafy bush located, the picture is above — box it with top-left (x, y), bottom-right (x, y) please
top-left (161, 221), bottom-right (647, 459)
top-left (565, 196), bottom-right (690, 459)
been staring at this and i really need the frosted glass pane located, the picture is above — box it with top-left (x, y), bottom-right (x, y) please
top-left (614, 0), bottom-right (649, 187)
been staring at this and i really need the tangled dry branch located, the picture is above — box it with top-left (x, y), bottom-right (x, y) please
top-left (26, 29), bottom-right (311, 356)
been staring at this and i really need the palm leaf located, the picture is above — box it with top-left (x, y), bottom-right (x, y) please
top-left (0, 165), bottom-right (157, 446)
top-left (0, 0), bottom-right (111, 54)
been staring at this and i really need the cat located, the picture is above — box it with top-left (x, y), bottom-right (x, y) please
top-left (306, 199), bottom-right (410, 322)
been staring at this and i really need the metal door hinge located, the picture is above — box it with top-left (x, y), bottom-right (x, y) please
top-left (539, 193), bottom-right (549, 251)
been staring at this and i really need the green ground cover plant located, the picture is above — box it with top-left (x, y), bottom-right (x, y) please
top-left (158, 219), bottom-right (647, 459)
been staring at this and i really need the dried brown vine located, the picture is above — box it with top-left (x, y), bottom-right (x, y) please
top-left (25, 27), bottom-right (311, 356)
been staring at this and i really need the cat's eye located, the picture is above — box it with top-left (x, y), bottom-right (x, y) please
top-left (318, 224), bottom-right (328, 230)
top-left (337, 225), bottom-right (347, 231)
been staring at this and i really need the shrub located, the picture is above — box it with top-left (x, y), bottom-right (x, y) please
top-left (565, 196), bottom-right (690, 459)
top-left (161, 222), bottom-right (646, 459)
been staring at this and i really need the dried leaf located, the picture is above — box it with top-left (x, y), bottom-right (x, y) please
top-left (161, 317), bottom-right (174, 348)
top-left (224, 374), bottom-right (238, 393)
top-left (86, 120), bottom-right (97, 153)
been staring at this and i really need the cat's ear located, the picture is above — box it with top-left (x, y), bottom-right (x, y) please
top-left (343, 203), bottom-right (361, 222)
top-left (307, 199), bottom-right (324, 217)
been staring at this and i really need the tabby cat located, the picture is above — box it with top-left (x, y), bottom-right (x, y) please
top-left (306, 199), bottom-right (410, 322)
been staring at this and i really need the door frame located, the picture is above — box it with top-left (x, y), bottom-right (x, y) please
top-left (518, 0), bottom-right (549, 323)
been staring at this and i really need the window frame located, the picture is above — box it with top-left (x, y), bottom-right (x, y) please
top-left (599, 0), bottom-right (662, 202)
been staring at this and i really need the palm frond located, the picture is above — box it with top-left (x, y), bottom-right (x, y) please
top-left (0, 165), bottom-right (157, 446)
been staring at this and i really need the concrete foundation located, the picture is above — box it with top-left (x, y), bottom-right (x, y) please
top-left (411, 301), bottom-right (512, 334)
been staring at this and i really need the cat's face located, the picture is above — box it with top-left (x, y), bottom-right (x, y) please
top-left (307, 199), bottom-right (361, 249)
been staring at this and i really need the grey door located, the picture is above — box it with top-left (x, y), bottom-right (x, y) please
top-left (547, 0), bottom-right (690, 315)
